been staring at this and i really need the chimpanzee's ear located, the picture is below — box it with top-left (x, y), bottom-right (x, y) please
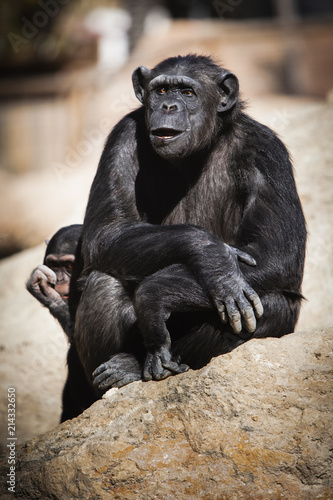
top-left (132, 66), bottom-right (151, 104)
top-left (216, 70), bottom-right (239, 112)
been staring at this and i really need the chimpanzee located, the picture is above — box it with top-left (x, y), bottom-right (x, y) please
top-left (27, 225), bottom-right (82, 338)
top-left (72, 54), bottom-right (306, 393)
top-left (26, 224), bottom-right (97, 421)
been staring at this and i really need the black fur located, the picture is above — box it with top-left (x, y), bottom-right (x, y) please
top-left (71, 54), bottom-right (306, 394)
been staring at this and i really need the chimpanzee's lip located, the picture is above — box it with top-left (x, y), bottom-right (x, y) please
top-left (151, 128), bottom-right (183, 141)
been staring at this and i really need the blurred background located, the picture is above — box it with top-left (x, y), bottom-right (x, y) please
top-left (0, 0), bottom-right (333, 257)
top-left (0, 1), bottom-right (332, 446)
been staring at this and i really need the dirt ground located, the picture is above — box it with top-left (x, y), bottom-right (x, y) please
top-left (0, 20), bottom-right (332, 449)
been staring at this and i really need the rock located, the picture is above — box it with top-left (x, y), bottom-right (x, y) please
top-left (251, 101), bottom-right (333, 333)
top-left (280, 103), bottom-right (333, 333)
top-left (0, 246), bottom-right (68, 447)
top-left (1, 328), bottom-right (332, 499)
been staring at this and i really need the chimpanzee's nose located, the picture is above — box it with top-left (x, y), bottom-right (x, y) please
top-left (162, 102), bottom-right (178, 112)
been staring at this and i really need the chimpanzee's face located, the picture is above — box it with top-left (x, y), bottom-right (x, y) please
top-left (145, 75), bottom-right (203, 159)
top-left (146, 74), bottom-right (222, 160)
top-left (44, 254), bottom-right (74, 300)
top-left (132, 60), bottom-right (239, 161)
top-left (132, 67), bottom-right (232, 160)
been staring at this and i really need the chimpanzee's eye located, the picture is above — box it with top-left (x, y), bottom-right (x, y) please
top-left (182, 88), bottom-right (194, 96)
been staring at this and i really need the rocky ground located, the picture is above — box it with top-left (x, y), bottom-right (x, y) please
top-left (1, 328), bottom-right (332, 499)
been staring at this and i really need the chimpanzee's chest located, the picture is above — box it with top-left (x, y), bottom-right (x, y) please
top-left (166, 175), bottom-right (243, 243)
top-left (135, 160), bottom-right (245, 244)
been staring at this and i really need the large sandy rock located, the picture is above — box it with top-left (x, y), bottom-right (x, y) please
top-left (0, 245), bottom-right (69, 447)
top-left (1, 328), bottom-right (331, 499)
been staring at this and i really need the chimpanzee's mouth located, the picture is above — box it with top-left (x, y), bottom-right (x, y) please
top-left (152, 128), bottom-right (183, 140)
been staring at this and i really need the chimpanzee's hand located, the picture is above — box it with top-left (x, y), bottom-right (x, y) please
top-left (212, 274), bottom-right (263, 334)
top-left (26, 265), bottom-right (61, 305)
top-left (196, 243), bottom-right (263, 334)
top-left (143, 346), bottom-right (189, 382)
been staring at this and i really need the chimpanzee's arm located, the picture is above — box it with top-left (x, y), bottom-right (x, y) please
top-left (82, 114), bottom-right (252, 277)
top-left (234, 127), bottom-right (306, 296)
top-left (81, 115), bottom-right (263, 334)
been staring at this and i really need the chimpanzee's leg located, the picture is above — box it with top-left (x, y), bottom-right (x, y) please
top-left (74, 271), bottom-right (144, 391)
top-left (134, 264), bottom-right (215, 380)
top-left (61, 344), bottom-right (98, 422)
top-left (134, 264), bottom-right (300, 379)
top-left (76, 266), bottom-right (299, 390)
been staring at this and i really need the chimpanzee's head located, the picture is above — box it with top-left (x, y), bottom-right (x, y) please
top-left (44, 224), bottom-right (82, 301)
top-left (132, 54), bottom-right (239, 160)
